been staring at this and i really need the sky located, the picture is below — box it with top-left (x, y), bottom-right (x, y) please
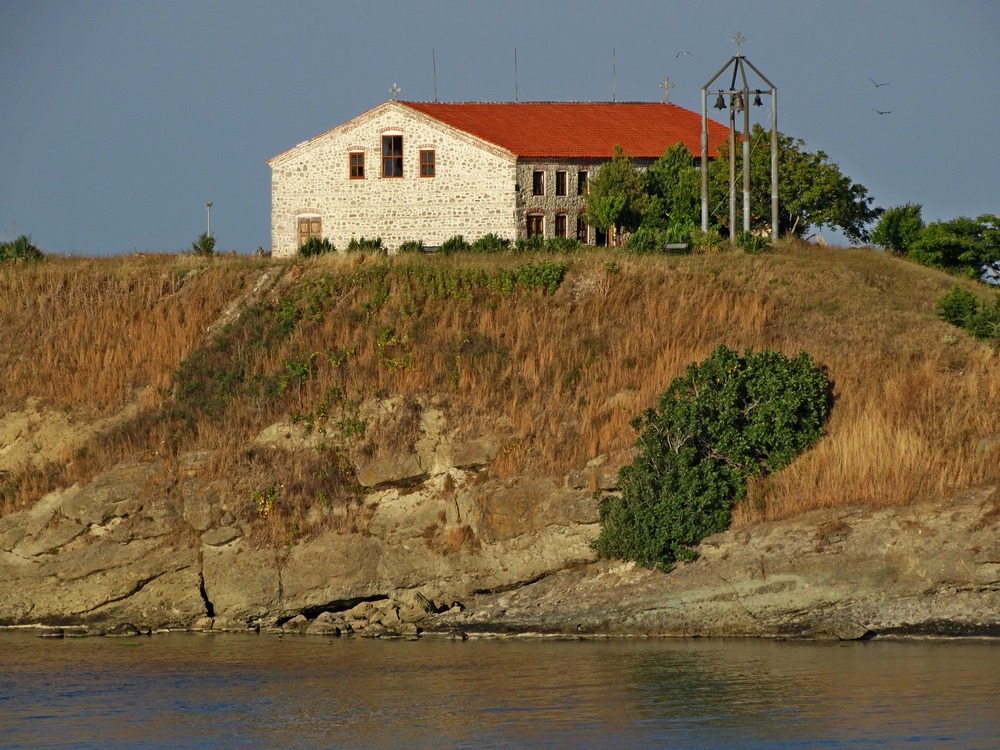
top-left (2, 0), bottom-right (999, 255)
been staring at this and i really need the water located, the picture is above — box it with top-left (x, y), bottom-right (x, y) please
top-left (1, 632), bottom-right (998, 748)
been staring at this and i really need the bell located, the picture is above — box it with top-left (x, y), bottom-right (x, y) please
top-left (753, 90), bottom-right (763, 107)
top-left (713, 93), bottom-right (726, 110)
top-left (732, 92), bottom-right (744, 112)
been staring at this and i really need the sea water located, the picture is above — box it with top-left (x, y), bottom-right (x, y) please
top-left (1, 632), bottom-right (998, 748)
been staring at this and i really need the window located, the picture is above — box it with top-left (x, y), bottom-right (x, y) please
top-left (382, 134), bottom-right (403, 177)
top-left (297, 216), bottom-right (321, 247)
top-left (555, 171), bottom-right (567, 196)
top-left (420, 149), bottom-right (435, 177)
top-left (532, 170), bottom-right (544, 196)
top-left (350, 152), bottom-right (365, 179)
top-left (527, 213), bottom-right (544, 238)
top-left (554, 214), bottom-right (567, 238)
top-left (577, 171), bottom-right (588, 195)
top-left (576, 217), bottom-right (588, 243)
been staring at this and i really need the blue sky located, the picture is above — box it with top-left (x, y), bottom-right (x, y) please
top-left (2, 0), bottom-right (998, 255)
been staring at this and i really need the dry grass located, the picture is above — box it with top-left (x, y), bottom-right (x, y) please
top-left (1, 244), bottom-right (998, 530)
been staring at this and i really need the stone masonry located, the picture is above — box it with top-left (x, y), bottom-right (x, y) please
top-left (267, 101), bottom-right (613, 257)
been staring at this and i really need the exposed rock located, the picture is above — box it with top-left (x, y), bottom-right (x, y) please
top-left (427, 485), bottom-right (1000, 639)
top-left (306, 611), bottom-right (344, 636)
top-left (201, 526), bottom-right (241, 547)
top-left (396, 590), bottom-right (433, 623)
top-left (3, 394), bottom-right (999, 641)
top-left (281, 614), bottom-right (310, 633)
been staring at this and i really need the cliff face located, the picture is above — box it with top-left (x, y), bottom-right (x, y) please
top-left (1, 396), bottom-right (998, 639)
top-left (1, 249), bottom-right (999, 638)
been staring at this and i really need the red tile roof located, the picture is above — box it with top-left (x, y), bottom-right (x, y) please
top-left (401, 101), bottom-right (729, 159)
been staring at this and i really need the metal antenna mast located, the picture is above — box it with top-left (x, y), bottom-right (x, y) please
top-left (514, 48), bottom-right (519, 102)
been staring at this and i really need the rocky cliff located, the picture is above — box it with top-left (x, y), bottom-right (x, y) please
top-left (2, 397), bottom-right (998, 639)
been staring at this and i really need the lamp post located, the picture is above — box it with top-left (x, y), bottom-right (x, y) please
top-left (700, 33), bottom-right (778, 244)
top-left (205, 201), bottom-right (213, 237)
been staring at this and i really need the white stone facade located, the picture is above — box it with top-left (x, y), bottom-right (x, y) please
top-left (269, 101), bottom-right (524, 257)
top-left (267, 101), bottom-right (616, 257)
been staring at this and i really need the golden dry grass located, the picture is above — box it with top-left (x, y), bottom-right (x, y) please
top-left (1, 244), bottom-right (997, 529)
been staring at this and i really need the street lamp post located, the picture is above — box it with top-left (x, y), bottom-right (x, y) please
top-left (205, 201), bottom-right (213, 237)
top-left (701, 33), bottom-right (778, 244)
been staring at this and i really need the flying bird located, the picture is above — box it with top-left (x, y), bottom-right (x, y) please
top-left (873, 108), bottom-right (891, 115)
top-left (868, 76), bottom-right (890, 87)
top-left (676, 50), bottom-right (690, 57)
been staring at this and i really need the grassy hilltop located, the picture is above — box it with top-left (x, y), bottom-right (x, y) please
top-left (1, 241), bottom-right (997, 544)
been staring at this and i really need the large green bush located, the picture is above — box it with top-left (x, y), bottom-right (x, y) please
top-left (594, 345), bottom-right (833, 570)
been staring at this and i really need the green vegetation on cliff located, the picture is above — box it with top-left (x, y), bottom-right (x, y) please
top-left (594, 345), bottom-right (833, 570)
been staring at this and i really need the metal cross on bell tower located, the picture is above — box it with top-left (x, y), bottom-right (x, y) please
top-left (659, 75), bottom-right (674, 102)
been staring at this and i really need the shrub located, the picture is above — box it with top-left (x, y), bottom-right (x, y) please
top-left (346, 236), bottom-right (385, 254)
top-left (299, 237), bottom-right (336, 257)
top-left (593, 345), bottom-right (833, 570)
top-left (967, 297), bottom-right (1000, 340)
top-left (937, 285), bottom-right (1000, 340)
top-left (514, 235), bottom-right (546, 253)
top-left (623, 227), bottom-right (661, 254)
top-left (736, 231), bottom-right (770, 254)
top-left (871, 203), bottom-right (923, 254)
top-left (469, 233), bottom-right (511, 254)
top-left (439, 234), bottom-right (470, 254)
top-left (936, 285), bottom-right (979, 328)
top-left (624, 224), bottom-right (692, 254)
top-left (0, 235), bottom-right (44, 263)
top-left (396, 240), bottom-right (425, 254)
top-left (690, 228), bottom-right (725, 253)
top-left (190, 232), bottom-right (215, 257)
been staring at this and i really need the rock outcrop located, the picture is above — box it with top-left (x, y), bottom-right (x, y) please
top-left (2, 397), bottom-right (999, 639)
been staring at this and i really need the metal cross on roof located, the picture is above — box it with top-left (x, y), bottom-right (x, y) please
top-left (732, 32), bottom-right (746, 55)
top-left (389, 82), bottom-right (402, 100)
top-left (659, 75), bottom-right (674, 102)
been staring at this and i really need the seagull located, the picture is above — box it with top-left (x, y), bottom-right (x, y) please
top-left (676, 50), bottom-right (690, 57)
top-left (873, 108), bottom-right (891, 115)
top-left (867, 76), bottom-right (890, 87)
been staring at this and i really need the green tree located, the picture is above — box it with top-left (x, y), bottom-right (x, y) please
top-left (583, 145), bottom-right (650, 242)
top-left (909, 215), bottom-right (1000, 279)
top-left (643, 143), bottom-right (701, 229)
top-left (707, 124), bottom-right (882, 243)
top-left (871, 203), bottom-right (924, 253)
top-left (594, 345), bottom-right (833, 570)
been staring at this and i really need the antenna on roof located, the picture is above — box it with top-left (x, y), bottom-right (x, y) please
top-left (433, 49), bottom-right (438, 101)
top-left (612, 49), bottom-right (617, 102)
top-left (514, 48), bottom-right (519, 102)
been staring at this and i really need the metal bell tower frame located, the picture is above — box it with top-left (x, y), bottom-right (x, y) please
top-left (700, 33), bottom-right (778, 243)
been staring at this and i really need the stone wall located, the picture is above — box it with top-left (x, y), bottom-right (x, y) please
top-left (268, 102), bottom-right (520, 257)
top-left (515, 160), bottom-right (593, 242)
